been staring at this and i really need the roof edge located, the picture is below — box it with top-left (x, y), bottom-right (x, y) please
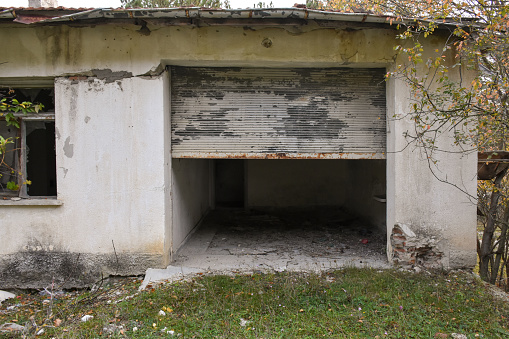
top-left (0, 7), bottom-right (469, 29)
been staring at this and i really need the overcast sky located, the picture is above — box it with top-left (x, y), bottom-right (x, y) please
top-left (1, 0), bottom-right (298, 9)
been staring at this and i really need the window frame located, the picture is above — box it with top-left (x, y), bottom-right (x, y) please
top-left (0, 112), bottom-right (56, 199)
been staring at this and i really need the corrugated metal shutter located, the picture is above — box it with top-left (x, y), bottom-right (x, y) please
top-left (171, 67), bottom-right (386, 159)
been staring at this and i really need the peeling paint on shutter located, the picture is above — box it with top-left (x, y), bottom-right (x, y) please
top-left (171, 67), bottom-right (386, 159)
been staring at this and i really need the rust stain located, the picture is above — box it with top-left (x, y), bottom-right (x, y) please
top-left (172, 152), bottom-right (385, 160)
top-left (13, 14), bottom-right (53, 24)
top-left (142, 240), bottom-right (165, 254)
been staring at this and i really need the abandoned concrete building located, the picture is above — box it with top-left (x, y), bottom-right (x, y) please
top-left (0, 6), bottom-right (477, 288)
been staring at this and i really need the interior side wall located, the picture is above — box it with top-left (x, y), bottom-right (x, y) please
top-left (343, 160), bottom-right (386, 230)
top-left (171, 159), bottom-right (211, 252)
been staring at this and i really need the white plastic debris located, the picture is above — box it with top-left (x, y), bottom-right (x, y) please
top-left (81, 315), bottom-right (94, 322)
top-left (36, 328), bottom-right (45, 335)
top-left (0, 290), bottom-right (15, 305)
top-left (240, 318), bottom-right (251, 327)
top-left (159, 310), bottom-right (166, 316)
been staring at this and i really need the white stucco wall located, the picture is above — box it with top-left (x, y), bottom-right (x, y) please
top-left (386, 37), bottom-right (478, 267)
top-left (54, 75), bottom-right (169, 254)
top-left (0, 74), bottom-right (172, 287)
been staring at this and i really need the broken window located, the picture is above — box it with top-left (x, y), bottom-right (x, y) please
top-left (0, 88), bottom-right (56, 197)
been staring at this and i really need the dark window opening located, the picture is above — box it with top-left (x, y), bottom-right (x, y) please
top-left (26, 122), bottom-right (57, 196)
top-left (7, 88), bottom-right (55, 111)
top-left (0, 87), bottom-right (56, 197)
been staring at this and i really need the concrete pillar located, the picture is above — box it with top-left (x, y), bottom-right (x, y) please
top-left (386, 61), bottom-right (477, 269)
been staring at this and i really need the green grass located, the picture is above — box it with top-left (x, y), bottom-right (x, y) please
top-left (1, 268), bottom-right (509, 338)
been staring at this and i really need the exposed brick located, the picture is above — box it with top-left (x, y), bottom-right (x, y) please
top-left (392, 228), bottom-right (403, 235)
top-left (392, 235), bottom-right (406, 241)
top-left (391, 224), bottom-right (443, 268)
top-left (68, 76), bottom-right (88, 81)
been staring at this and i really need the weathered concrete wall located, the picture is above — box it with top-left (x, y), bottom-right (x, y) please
top-left (0, 74), bottom-right (172, 288)
top-left (215, 160), bottom-right (245, 207)
top-left (246, 159), bottom-right (385, 230)
top-left (0, 23), bottom-right (397, 77)
top-left (171, 159), bottom-right (211, 252)
top-left (343, 159), bottom-right (386, 230)
top-left (385, 35), bottom-right (478, 269)
top-left (246, 159), bottom-right (348, 207)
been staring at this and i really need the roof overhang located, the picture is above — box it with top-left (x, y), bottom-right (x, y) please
top-left (0, 7), bottom-right (472, 29)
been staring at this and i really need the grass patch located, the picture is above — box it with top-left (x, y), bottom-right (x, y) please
top-left (1, 268), bottom-right (509, 338)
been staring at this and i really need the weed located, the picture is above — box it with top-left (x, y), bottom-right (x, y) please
top-left (1, 268), bottom-right (508, 338)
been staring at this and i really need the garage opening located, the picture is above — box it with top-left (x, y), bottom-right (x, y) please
top-left (171, 158), bottom-right (387, 269)
top-left (170, 66), bottom-right (388, 269)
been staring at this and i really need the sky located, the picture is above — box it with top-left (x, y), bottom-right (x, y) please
top-left (1, 0), bottom-right (297, 9)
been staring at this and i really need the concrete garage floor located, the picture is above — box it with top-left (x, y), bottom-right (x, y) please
top-left (174, 207), bottom-right (390, 272)
top-left (141, 207), bottom-right (390, 289)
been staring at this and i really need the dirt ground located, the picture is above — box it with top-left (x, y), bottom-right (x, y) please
top-left (174, 207), bottom-right (389, 273)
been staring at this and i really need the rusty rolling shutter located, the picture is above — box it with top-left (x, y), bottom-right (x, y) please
top-left (171, 67), bottom-right (386, 159)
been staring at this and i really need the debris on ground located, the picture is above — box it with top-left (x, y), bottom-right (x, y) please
top-left (0, 291), bottom-right (15, 305)
top-left (81, 315), bottom-right (94, 322)
top-left (0, 322), bottom-right (24, 332)
top-left (202, 207), bottom-right (385, 260)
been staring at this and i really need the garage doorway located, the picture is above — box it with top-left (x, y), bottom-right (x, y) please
top-left (170, 66), bottom-right (388, 268)
top-left (171, 158), bottom-right (387, 270)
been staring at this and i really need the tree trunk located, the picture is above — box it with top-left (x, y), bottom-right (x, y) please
top-left (489, 205), bottom-right (509, 284)
top-left (479, 168), bottom-right (508, 281)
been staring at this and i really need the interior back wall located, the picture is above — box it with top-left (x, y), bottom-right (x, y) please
top-left (246, 159), bottom-right (349, 207)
